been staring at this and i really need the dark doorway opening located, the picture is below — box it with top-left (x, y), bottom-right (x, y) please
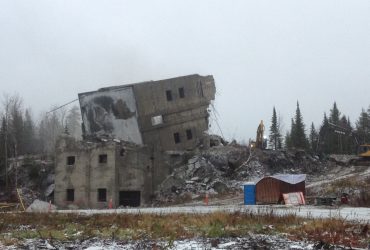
top-left (119, 191), bottom-right (141, 207)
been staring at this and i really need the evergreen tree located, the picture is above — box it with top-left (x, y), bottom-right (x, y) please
top-left (23, 109), bottom-right (36, 154)
top-left (285, 131), bottom-right (292, 149)
top-left (338, 115), bottom-right (356, 154)
top-left (319, 112), bottom-right (333, 154)
top-left (309, 122), bottom-right (319, 152)
top-left (356, 108), bottom-right (370, 144)
top-left (269, 107), bottom-right (282, 150)
top-left (326, 102), bottom-right (342, 153)
top-left (289, 102), bottom-right (308, 150)
top-left (329, 102), bottom-right (340, 125)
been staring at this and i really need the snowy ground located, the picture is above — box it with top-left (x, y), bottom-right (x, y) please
top-left (0, 235), bottom-right (318, 250)
top-left (55, 205), bottom-right (370, 222)
top-left (306, 165), bottom-right (370, 189)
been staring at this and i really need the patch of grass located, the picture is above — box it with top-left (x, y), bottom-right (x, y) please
top-left (0, 212), bottom-right (368, 248)
top-left (288, 218), bottom-right (369, 247)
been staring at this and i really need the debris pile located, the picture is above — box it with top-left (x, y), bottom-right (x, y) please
top-left (157, 155), bottom-right (235, 203)
top-left (155, 140), bottom-right (330, 204)
top-left (0, 156), bottom-right (54, 208)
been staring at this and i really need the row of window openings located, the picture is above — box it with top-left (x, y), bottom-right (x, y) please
top-left (174, 129), bottom-right (193, 144)
top-left (66, 188), bottom-right (107, 202)
top-left (166, 87), bottom-right (185, 101)
top-left (67, 154), bottom-right (108, 166)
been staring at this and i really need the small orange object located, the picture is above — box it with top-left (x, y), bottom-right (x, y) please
top-left (204, 193), bottom-right (209, 206)
top-left (108, 198), bottom-right (113, 209)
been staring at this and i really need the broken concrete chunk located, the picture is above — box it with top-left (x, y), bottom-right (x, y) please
top-left (26, 199), bottom-right (56, 212)
top-left (44, 184), bottom-right (55, 197)
top-left (188, 157), bottom-right (199, 164)
top-left (46, 174), bottom-right (55, 185)
top-left (194, 161), bottom-right (201, 169)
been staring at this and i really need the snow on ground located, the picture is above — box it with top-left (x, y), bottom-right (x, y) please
top-left (1, 236), bottom-right (316, 250)
top-left (55, 205), bottom-right (370, 222)
top-left (306, 165), bottom-right (370, 189)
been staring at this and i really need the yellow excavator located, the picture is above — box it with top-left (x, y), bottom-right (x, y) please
top-left (358, 144), bottom-right (370, 158)
top-left (250, 120), bottom-right (267, 149)
top-left (350, 144), bottom-right (370, 166)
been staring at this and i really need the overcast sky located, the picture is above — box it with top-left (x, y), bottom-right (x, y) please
top-left (1, 1), bottom-right (369, 142)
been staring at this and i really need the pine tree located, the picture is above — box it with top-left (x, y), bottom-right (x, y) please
top-left (285, 131), bottom-right (292, 149)
top-left (23, 109), bottom-right (35, 154)
top-left (356, 108), bottom-right (370, 144)
top-left (289, 102), bottom-right (308, 150)
top-left (269, 107), bottom-right (282, 150)
top-left (289, 118), bottom-right (295, 147)
top-left (318, 113), bottom-right (329, 154)
top-left (339, 115), bottom-right (356, 154)
top-left (309, 122), bottom-right (318, 152)
top-left (329, 102), bottom-right (340, 125)
top-left (326, 102), bottom-right (342, 153)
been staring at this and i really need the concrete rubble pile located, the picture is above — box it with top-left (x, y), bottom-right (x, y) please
top-left (0, 156), bottom-right (54, 208)
top-left (155, 137), bottom-right (329, 204)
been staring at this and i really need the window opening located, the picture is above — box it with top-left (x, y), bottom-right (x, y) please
top-left (178, 87), bottom-right (185, 98)
top-left (66, 189), bottom-right (74, 202)
top-left (99, 154), bottom-right (108, 163)
top-left (174, 132), bottom-right (180, 144)
top-left (166, 90), bottom-right (173, 101)
top-left (98, 188), bottom-right (107, 202)
top-left (186, 129), bottom-right (193, 140)
top-left (67, 156), bottom-right (75, 166)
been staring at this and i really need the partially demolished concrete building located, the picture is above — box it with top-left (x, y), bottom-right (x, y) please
top-left (55, 74), bottom-right (216, 208)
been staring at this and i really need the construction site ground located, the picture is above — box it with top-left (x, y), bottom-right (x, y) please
top-left (1, 145), bottom-right (370, 249)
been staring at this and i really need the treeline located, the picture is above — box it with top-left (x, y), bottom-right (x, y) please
top-left (0, 93), bottom-right (81, 187)
top-left (269, 102), bottom-right (370, 154)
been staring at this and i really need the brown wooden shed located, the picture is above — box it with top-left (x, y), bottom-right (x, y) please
top-left (255, 174), bottom-right (306, 204)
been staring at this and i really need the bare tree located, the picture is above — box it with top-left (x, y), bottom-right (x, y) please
top-left (38, 105), bottom-right (67, 156)
top-left (65, 105), bottom-right (82, 139)
top-left (1, 93), bottom-right (23, 189)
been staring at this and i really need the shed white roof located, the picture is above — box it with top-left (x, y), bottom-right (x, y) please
top-left (257, 174), bottom-right (306, 185)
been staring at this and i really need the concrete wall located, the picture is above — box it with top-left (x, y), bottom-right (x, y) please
top-left (79, 86), bottom-right (142, 144)
top-left (134, 74), bottom-right (216, 151)
top-left (115, 143), bottom-right (153, 206)
top-left (78, 74), bottom-right (215, 152)
top-left (55, 136), bottom-right (91, 208)
top-left (54, 136), bottom-right (153, 209)
top-left (87, 143), bottom-right (117, 209)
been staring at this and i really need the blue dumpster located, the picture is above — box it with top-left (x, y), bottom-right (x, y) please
top-left (244, 183), bottom-right (256, 205)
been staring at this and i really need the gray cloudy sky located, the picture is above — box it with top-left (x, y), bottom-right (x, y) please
top-left (1, 0), bottom-right (370, 142)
